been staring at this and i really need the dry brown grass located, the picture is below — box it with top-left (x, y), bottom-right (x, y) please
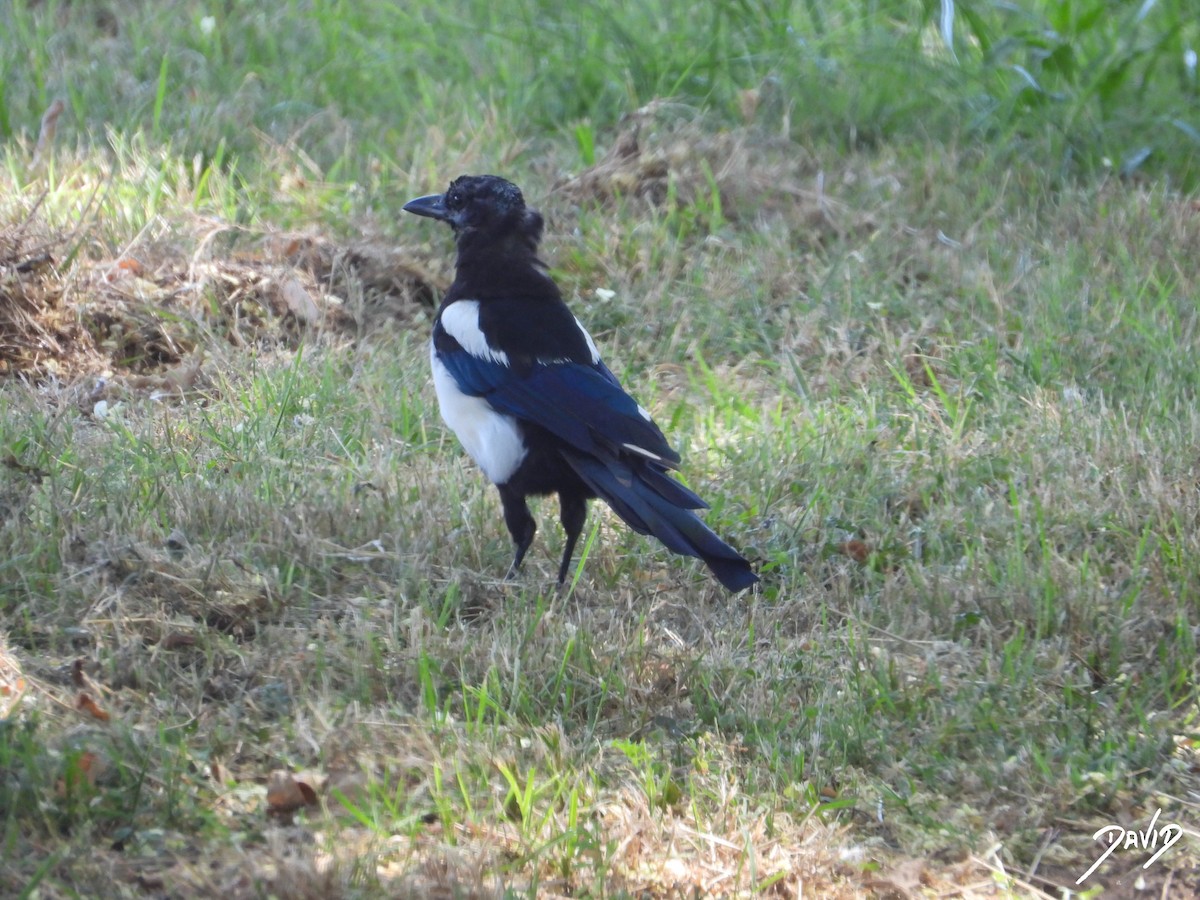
top-left (0, 188), bottom-right (443, 392)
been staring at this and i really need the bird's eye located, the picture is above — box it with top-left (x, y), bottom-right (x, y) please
top-left (446, 190), bottom-right (462, 208)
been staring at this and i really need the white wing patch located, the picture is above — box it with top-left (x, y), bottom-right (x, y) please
top-left (441, 300), bottom-right (510, 365)
top-left (573, 316), bottom-right (602, 364)
top-left (622, 442), bottom-right (665, 462)
top-left (431, 347), bottom-right (527, 484)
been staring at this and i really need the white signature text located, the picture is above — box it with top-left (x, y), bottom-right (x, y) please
top-left (1077, 808), bottom-right (1182, 884)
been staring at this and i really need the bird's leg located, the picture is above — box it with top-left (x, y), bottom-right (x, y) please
top-left (497, 484), bottom-right (537, 578)
top-left (556, 491), bottom-right (589, 586)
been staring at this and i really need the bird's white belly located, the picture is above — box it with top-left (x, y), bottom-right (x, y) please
top-left (431, 349), bottom-right (527, 485)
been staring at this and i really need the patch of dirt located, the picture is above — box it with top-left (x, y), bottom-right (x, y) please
top-left (0, 208), bottom-right (439, 385)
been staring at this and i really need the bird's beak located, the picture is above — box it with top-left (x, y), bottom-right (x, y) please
top-left (402, 192), bottom-right (450, 222)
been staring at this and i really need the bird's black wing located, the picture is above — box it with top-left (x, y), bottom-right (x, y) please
top-left (435, 301), bottom-right (708, 511)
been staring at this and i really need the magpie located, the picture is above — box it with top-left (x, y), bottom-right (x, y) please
top-left (403, 175), bottom-right (757, 592)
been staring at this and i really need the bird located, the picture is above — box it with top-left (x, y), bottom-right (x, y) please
top-left (403, 175), bottom-right (758, 592)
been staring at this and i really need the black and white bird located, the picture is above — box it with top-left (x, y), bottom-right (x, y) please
top-left (403, 175), bottom-right (757, 592)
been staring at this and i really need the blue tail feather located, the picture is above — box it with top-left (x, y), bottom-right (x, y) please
top-left (565, 453), bottom-right (757, 592)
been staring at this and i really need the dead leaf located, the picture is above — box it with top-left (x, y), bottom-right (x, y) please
top-left (70, 659), bottom-right (106, 695)
top-left (277, 277), bottom-right (320, 324)
top-left (266, 769), bottom-right (320, 820)
top-left (76, 692), bottom-right (110, 721)
top-left (161, 633), bottom-right (197, 650)
top-left (838, 540), bottom-right (873, 563)
top-left (56, 750), bottom-right (107, 797)
top-left (0, 674), bottom-right (26, 700)
top-left (0, 657), bottom-right (26, 718)
top-left (210, 761), bottom-right (235, 785)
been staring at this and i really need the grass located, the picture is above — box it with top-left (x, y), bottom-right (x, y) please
top-left (2, 0), bottom-right (1200, 896)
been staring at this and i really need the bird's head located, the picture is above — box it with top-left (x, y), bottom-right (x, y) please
top-left (403, 175), bottom-right (544, 248)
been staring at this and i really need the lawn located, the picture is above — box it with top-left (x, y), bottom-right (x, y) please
top-left (1, 1), bottom-right (1198, 896)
